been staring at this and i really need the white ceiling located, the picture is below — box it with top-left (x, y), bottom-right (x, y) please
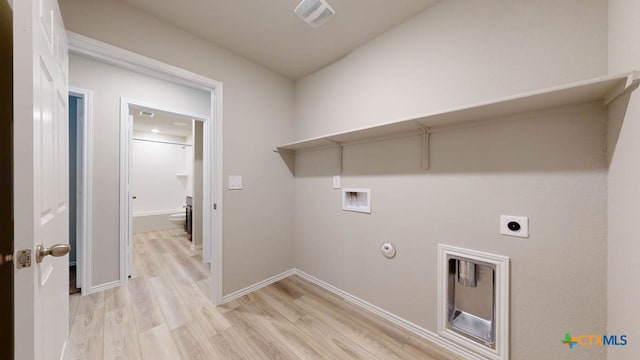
top-left (132, 107), bottom-right (194, 137)
top-left (118, 0), bottom-right (438, 79)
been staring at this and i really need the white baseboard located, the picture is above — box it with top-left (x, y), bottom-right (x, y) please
top-left (59, 341), bottom-right (67, 360)
top-left (221, 268), bottom-right (297, 303)
top-left (219, 268), bottom-right (488, 359)
top-left (88, 280), bottom-right (121, 295)
top-left (133, 209), bottom-right (183, 217)
top-left (292, 269), bottom-right (486, 360)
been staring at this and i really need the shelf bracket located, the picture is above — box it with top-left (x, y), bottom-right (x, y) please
top-left (328, 140), bottom-right (344, 173)
top-left (604, 70), bottom-right (640, 105)
top-left (337, 142), bottom-right (344, 174)
top-left (416, 123), bottom-right (431, 170)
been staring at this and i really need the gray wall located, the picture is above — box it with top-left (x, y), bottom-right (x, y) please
top-left (607, 0), bottom-right (640, 359)
top-left (294, 104), bottom-right (608, 360)
top-left (294, 0), bottom-right (607, 139)
top-left (292, 1), bottom-right (608, 359)
top-left (60, 0), bottom-right (295, 294)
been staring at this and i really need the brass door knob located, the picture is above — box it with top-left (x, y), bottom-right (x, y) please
top-left (36, 243), bottom-right (70, 264)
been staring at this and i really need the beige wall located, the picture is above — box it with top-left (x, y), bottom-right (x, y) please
top-left (294, 104), bottom-right (608, 360)
top-left (295, 0), bottom-right (607, 139)
top-left (133, 214), bottom-right (181, 234)
top-left (69, 54), bottom-right (210, 286)
top-left (607, 1), bottom-right (640, 359)
top-left (293, 1), bottom-right (608, 359)
top-left (61, 0), bottom-right (295, 294)
top-left (61, 1), bottom-right (640, 358)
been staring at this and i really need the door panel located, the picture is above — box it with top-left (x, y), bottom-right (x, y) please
top-left (37, 60), bottom-right (56, 225)
top-left (56, 90), bottom-right (68, 211)
top-left (38, 0), bottom-right (53, 46)
top-left (14, 0), bottom-right (69, 359)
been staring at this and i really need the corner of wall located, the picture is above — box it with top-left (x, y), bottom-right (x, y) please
top-left (607, 1), bottom-right (640, 359)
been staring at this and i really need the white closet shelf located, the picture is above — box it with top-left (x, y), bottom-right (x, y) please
top-left (276, 71), bottom-right (639, 153)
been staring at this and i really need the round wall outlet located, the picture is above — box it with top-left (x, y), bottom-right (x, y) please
top-left (381, 242), bottom-right (396, 259)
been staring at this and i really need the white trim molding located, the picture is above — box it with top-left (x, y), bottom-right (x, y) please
top-left (293, 269), bottom-right (486, 360)
top-left (67, 32), bottom-right (222, 92)
top-left (68, 87), bottom-right (93, 295)
top-left (221, 267), bottom-right (489, 360)
top-left (437, 244), bottom-right (510, 360)
top-left (222, 269), bottom-right (297, 303)
top-left (68, 31), bottom-right (224, 305)
top-left (89, 280), bottom-right (121, 294)
top-left (133, 209), bottom-right (185, 217)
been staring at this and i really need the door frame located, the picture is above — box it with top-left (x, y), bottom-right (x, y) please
top-left (68, 32), bottom-right (224, 304)
top-left (68, 87), bottom-right (92, 294)
top-left (120, 98), bottom-right (210, 279)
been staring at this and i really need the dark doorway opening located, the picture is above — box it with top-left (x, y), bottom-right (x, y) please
top-left (0, 1), bottom-right (14, 358)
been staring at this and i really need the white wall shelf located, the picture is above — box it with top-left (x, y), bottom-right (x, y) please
top-left (276, 71), bottom-right (639, 171)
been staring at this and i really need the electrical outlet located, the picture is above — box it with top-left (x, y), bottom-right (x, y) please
top-left (500, 215), bottom-right (529, 238)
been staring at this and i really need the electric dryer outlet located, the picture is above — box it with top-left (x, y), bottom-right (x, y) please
top-left (500, 215), bottom-right (529, 238)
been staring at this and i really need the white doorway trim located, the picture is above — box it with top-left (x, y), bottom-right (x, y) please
top-left (68, 32), bottom-right (224, 304)
top-left (68, 87), bottom-right (93, 295)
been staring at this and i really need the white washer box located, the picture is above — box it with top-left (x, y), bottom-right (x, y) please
top-left (342, 188), bottom-right (370, 213)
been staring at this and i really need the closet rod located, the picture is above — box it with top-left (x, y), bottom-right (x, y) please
top-left (133, 138), bottom-right (192, 147)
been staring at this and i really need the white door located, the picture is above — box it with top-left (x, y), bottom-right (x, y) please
top-left (13, 0), bottom-right (70, 359)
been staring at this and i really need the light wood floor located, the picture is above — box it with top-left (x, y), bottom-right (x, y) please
top-left (69, 229), bottom-right (460, 360)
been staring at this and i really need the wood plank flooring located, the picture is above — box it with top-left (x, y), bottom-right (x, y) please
top-left (69, 229), bottom-right (461, 359)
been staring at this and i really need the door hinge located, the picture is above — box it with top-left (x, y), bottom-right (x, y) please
top-left (16, 249), bottom-right (32, 268)
top-left (213, 203), bottom-right (217, 210)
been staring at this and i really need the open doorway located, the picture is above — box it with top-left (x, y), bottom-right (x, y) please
top-left (128, 105), bottom-right (206, 266)
top-left (125, 105), bottom-right (211, 290)
top-left (68, 88), bottom-right (92, 295)
top-left (120, 99), bottom-right (212, 284)
top-left (68, 94), bottom-right (82, 294)
top-left (0, 1), bottom-right (13, 356)
top-left (69, 34), bottom-right (223, 303)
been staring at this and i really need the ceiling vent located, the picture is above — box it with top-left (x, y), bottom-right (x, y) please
top-left (139, 110), bottom-right (155, 118)
top-left (294, 0), bottom-right (335, 28)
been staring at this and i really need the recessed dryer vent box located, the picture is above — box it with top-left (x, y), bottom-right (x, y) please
top-left (342, 188), bottom-right (370, 213)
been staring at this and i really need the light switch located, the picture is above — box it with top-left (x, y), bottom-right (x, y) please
top-left (333, 175), bottom-right (341, 189)
top-left (228, 175), bottom-right (242, 190)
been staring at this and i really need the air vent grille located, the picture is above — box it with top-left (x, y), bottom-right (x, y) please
top-left (294, 0), bottom-right (335, 28)
top-left (294, 0), bottom-right (322, 18)
top-left (309, 7), bottom-right (334, 28)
